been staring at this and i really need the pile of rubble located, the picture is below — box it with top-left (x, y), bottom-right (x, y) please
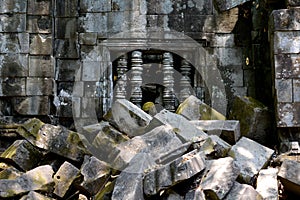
top-left (0, 96), bottom-right (299, 199)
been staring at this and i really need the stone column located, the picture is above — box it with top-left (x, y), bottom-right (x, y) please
top-left (162, 52), bottom-right (175, 112)
top-left (179, 59), bottom-right (192, 103)
top-left (130, 51), bottom-right (143, 108)
top-left (116, 55), bottom-right (128, 100)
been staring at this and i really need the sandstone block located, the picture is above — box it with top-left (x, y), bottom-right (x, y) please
top-left (0, 0), bottom-right (27, 13)
top-left (28, 0), bottom-right (51, 15)
top-left (224, 182), bottom-right (263, 200)
top-left (26, 78), bottom-right (53, 95)
top-left (79, 13), bottom-right (107, 34)
top-left (200, 157), bottom-right (239, 199)
top-left (54, 38), bottom-right (79, 58)
top-left (278, 159), bottom-right (300, 196)
top-left (0, 33), bottom-right (29, 54)
top-left (199, 135), bottom-right (231, 158)
top-left (275, 79), bottom-right (293, 102)
top-left (213, 0), bottom-right (251, 11)
top-left (273, 31), bottom-right (300, 54)
top-left (0, 14), bottom-right (26, 32)
top-left (55, 0), bottom-right (78, 17)
top-left (0, 167), bottom-right (22, 180)
top-left (229, 96), bottom-right (272, 144)
top-left (20, 191), bottom-right (55, 200)
top-left (293, 79), bottom-right (300, 102)
top-left (29, 56), bottom-right (53, 77)
top-left (55, 18), bottom-right (77, 39)
top-left (27, 16), bottom-right (52, 33)
top-left (271, 7), bottom-right (300, 31)
top-left (0, 165), bottom-right (54, 198)
top-left (275, 54), bottom-right (300, 79)
top-left (30, 34), bottom-right (52, 55)
top-left (104, 99), bottom-right (152, 137)
top-left (0, 140), bottom-right (43, 171)
top-left (191, 120), bottom-right (240, 144)
top-left (228, 137), bottom-right (274, 184)
top-left (277, 102), bottom-right (300, 127)
top-left (0, 54), bottom-right (28, 77)
top-left (147, 109), bottom-right (207, 142)
top-left (0, 78), bottom-right (26, 96)
top-left (56, 59), bottom-right (81, 81)
top-left (54, 161), bottom-right (80, 198)
top-left (185, 187), bottom-right (206, 200)
top-left (256, 168), bottom-right (278, 200)
top-left (79, 33), bottom-right (97, 45)
top-left (80, 0), bottom-right (111, 12)
top-left (176, 95), bottom-right (226, 121)
top-left (13, 96), bottom-right (49, 115)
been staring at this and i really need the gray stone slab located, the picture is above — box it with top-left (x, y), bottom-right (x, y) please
top-left (256, 168), bottom-right (278, 200)
top-left (274, 54), bottom-right (300, 79)
top-left (0, 0), bottom-right (27, 13)
top-left (293, 79), bottom-right (300, 102)
top-left (28, 0), bottom-right (51, 15)
top-left (277, 102), bottom-right (300, 127)
top-left (200, 157), bottom-right (239, 199)
top-left (30, 34), bottom-right (52, 55)
top-left (0, 54), bottom-right (28, 77)
top-left (13, 96), bottom-right (49, 115)
top-left (271, 7), bottom-right (300, 31)
top-left (79, 13), bottom-right (107, 34)
top-left (0, 78), bottom-right (26, 97)
top-left (191, 120), bottom-right (240, 144)
top-left (228, 137), bottom-right (274, 184)
top-left (185, 187), bottom-right (206, 200)
top-left (55, 18), bottom-right (77, 39)
top-left (274, 31), bottom-right (300, 54)
top-left (278, 159), bottom-right (300, 196)
top-left (275, 79), bottom-right (293, 102)
top-left (26, 78), bottom-right (53, 96)
top-left (56, 59), bottom-right (80, 81)
top-left (55, 0), bottom-right (78, 17)
top-left (0, 33), bottom-right (29, 53)
top-left (0, 14), bottom-right (26, 32)
top-left (147, 109), bottom-right (207, 142)
top-left (54, 38), bottom-right (79, 58)
top-left (29, 56), bottom-right (53, 77)
top-left (213, 0), bottom-right (251, 11)
top-left (80, 0), bottom-right (111, 12)
top-left (199, 135), bottom-right (231, 158)
top-left (79, 33), bottom-right (97, 45)
top-left (224, 182), bottom-right (263, 200)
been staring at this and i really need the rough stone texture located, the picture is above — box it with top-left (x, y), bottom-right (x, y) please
top-left (271, 7), bottom-right (300, 31)
top-left (277, 102), bottom-right (300, 127)
top-left (29, 34), bottom-right (52, 55)
top-left (29, 56), bottom-right (53, 77)
top-left (200, 157), bottom-right (239, 199)
top-left (80, 156), bottom-right (111, 195)
top-left (26, 78), bottom-right (53, 95)
top-left (213, 0), bottom-right (251, 12)
top-left (278, 159), bottom-right (300, 196)
top-left (256, 168), bottom-right (278, 200)
top-left (191, 120), bottom-right (240, 144)
top-left (273, 31), bottom-right (300, 54)
top-left (285, 0), bottom-right (300, 7)
top-left (28, 0), bottom-right (51, 15)
top-left (13, 96), bottom-right (49, 115)
top-left (275, 79), bottom-right (293, 102)
top-left (0, 54), bottom-right (28, 77)
top-left (0, 167), bottom-right (22, 180)
top-left (0, 0), bottom-right (27, 13)
top-left (20, 191), bottom-right (55, 200)
top-left (185, 187), bottom-right (206, 200)
top-left (224, 182), bottom-right (263, 200)
top-left (104, 99), bottom-right (152, 137)
top-left (176, 95), bottom-right (226, 120)
top-left (0, 165), bottom-right (54, 198)
top-left (199, 135), bottom-right (231, 158)
top-left (54, 161), bottom-right (80, 198)
top-left (17, 118), bottom-right (90, 162)
top-left (228, 137), bottom-right (274, 184)
top-left (146, 109), bottom-right (207, 142)
top-left (144, 150), bottom-right (206, 196)
top-left (229, 96), bottom-right (272, 144)
top-left (0, 140), bottom-right (43, 171)
top-left (0, 14), bottom-right (26, 32)
top-left (109, 125), bottom-right (183, 170)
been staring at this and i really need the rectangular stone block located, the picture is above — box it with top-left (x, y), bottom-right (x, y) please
top-left (215, 48), bottom-right (243, 66)
top-left (29, 34), bottom-right (52, 55)
top-left (294, 79), bottom-right (300, 102)
top-left (57, 59), bottom-right (81, 81)
top-left (79, 33), bottom-right (97, 45)
top-left (278, 159), bottom-right (300, 196)
top-left (0, 0), bottom-right (27, 13)
top-left (80, 0), bottom-right (111, 12)
top-left (0, 14), bottom-right (26, 32)
top-left (211, 34), bottom-right (235, 47)
top-left (0, 54), bottom-right (28, 77)
top-left (285, 0), bottom-right (300, 7)
top-left (274, 54), bottom-right (300, 79)
top-left (13, 96), bottom-right (49, 115)
top-left (275, 79), bottom-right (293, 102)
top-left (54, 38), bottom-right (79, 58)
top-left (0, 33), bottom-right (29, 53)
top-left (82, 61), bottom-right (102, 81)
top-left (256, 168), bottom-right (278, 200)
top-left (79, 13), bottom-right (107, 34)
top-left (28, 0), bottom-right (51, 15)
top-left (27, 16), bottom-right (51, 33)
top-left (26, 77), bottom-right (53, 95)
top-left (277, 102), bottom-right (300, 127)
top-left (55, 18), bottom-right (77, 39)
top-left (29, 56), bottom-right (53, 77)
top-left (0, 78), bottom-right (26, 96)
top-left (55, 0), bottom-right (78, 17)
top-left (213, 0), bottom-right (251, 11)
top-left (111, 0), bottom-right (141, 12)
top-left (273, 31), bottom-right (300, 54)
top-left (271, 8), bottom-right (300, 31)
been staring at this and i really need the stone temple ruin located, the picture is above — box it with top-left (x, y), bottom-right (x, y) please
top-left (0, 0), bottom-right (300, 199)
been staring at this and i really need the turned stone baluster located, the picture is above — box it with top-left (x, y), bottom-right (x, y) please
top-left (116, 55), bottom-right (128, 100)
top-left (179, 59), bottom-right (192, 103)
top-left (130, 51), bottom-right (143, 108)
top-left (162, 52), bottom-right (176, 112)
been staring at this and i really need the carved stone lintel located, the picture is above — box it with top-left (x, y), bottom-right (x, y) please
top-left (116, 55), bottom-right (128, 100)
top-left (130, 51), bottom-right (143, 108)
top-left (179, 59), bottom-right (192, 103)
top-left (162, 52), bottom-right (175, 112)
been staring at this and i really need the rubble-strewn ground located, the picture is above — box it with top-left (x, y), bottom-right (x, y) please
top-left (0, 97), bottom-right (300, 200)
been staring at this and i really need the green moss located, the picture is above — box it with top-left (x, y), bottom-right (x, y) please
top-left (17, 118), bottom-right (44, 139)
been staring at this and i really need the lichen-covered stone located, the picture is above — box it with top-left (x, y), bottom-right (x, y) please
top-left (228, 137), bottom-right (274, 184)
top-left (176, 95), bottom-right (226, 120)
top-left (229, 96), bottom-right (272, 144)
top-left (0, 167), bottom-right (22, 180)
top-left (191, 120), bottom-right (240, 144)
top-left (104, 99), bottom-right (152, 137)
top-left (200, 157), bottom-right (239, 199)
top-left (94, 180), bottom-right (115, 200)
top-left (80, 156), bottom-right (111, 195)
top-left (146, 109), bottom-right (207, 142)
top-left (0, 14), bottom-right (26, 32)
top-left (54, 161), bottom-right (80, 198)
top-left (224, 182), bottom-right (263, 200)
top-left (20, 191), bottom-right (55, 200)
top-left (0, 140), bottom-right (43, 171)
top-left (278, 159), bottom-right (300, 196)
top-left (256, 168), bottom-right (278, 200)
top-left (199, 135), bottom-right (231, 158)
top-left (277, 102), bottom-right (300, 127)
top-left (0, 165), bottom-right (54, 198)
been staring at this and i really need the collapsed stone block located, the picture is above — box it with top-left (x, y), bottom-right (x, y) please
top-left (228, 137), bottom-right (274, 184)
top-left (278, 159), bottom-right (300, 196)
top-left (223, 182), bottom-right (263, 200)
top-left (146, 109), bottom-right (207, 142)
top-left (104, 99), bottom-right (152, 137)
top-left (256, 168), bottom-right (278, 200)
top-left (0, 165), bottom-right (54, 198)
top-left (0, 139), bottom-right (43, 171)
top-left (144, 150), bottom-right (206, 196)
top-left (200, 157), bottom-right (240, 199)
top-left (0, 167), bottom-right (23, 180)
top-left (199, 135), bottom-right (231, 158)
top-left (20, 191), bottom-right (55, 200)
top-left (176, 95), bottom-right (226, 121)
top-left (191, 120), bottom-right (240, 144)
top-left (229, 96), bottom-right (272, 144)
top-left (54, 161), bottom-right (80, 198)
top-left (185, 187), bottom-right (206, 200)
